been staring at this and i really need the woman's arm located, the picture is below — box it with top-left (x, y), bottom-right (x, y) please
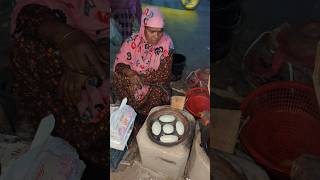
top-left (14, 4), bottom-right (88, 47)
top-left (14, 4), bottom-right (65, 40)
top-left (113, 63), bottom-right (145, 109)
top-left (143, 53), bottom-right (173, 84)
top-left (114, 63), bottom-right (133, 76)
top-left (114, 63), bottom-right (143, 88)
top-left (14, 4), bottom-right (106, 104)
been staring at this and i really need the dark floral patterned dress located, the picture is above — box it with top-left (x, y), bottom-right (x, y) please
top-left (112, 55), bottom-right (172, 117)
top-left (9, 4), bottom-right (108, 168)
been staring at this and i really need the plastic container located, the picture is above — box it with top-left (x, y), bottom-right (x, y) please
top-left (110, 98), bottom-right (137, 150)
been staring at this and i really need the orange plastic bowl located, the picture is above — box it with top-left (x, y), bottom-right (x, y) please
top-left (185, 88), bottom-right (210, 118)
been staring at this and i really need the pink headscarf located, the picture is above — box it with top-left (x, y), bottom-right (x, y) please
top-left (11, 0), bottom-right (108, 40)
top-left (114, 6), bottom-right (173, 73)
top-left (113, 6), bottom-right (174, 100)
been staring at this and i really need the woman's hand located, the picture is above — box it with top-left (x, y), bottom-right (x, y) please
top-left (39, 20), bottom-right (106, 78)
top-left (58, 32), bottom-right (106, 104)
top-left (59, 71), bottom-right (88, 105)
top-left (125, 68), bottom-right (143, 88)
top-left (39, 21), bottom-right (107, 104)
top-left (58, 30), bottom-right (106, 79)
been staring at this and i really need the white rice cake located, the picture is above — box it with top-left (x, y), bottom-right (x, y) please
top-left (160, 135), bottom-right (179, 143)
top-left (151, 121), bottom-right (161, 135)
top-left (159, 115), bottom-right (175, 123)
top-left (176, 121), bottom-right (185, 135)
top-left (162, 124), bottom-right (174, 134)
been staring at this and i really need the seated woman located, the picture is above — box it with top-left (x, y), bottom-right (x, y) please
top-left (10, 0), bottom-right (108, 178)
top-left (112, 6), bottom-right (174, 120)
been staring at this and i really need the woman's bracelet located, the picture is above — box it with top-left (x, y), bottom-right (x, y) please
top-left (57, 29), bottom-right (77, 46)
top-left (64, 66), bottom-right (92, 77)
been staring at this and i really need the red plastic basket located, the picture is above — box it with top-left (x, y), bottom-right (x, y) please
top-left (185, 88), bottom-right (210, 119)
top-left (240, 81), bottom-right (320, 179)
